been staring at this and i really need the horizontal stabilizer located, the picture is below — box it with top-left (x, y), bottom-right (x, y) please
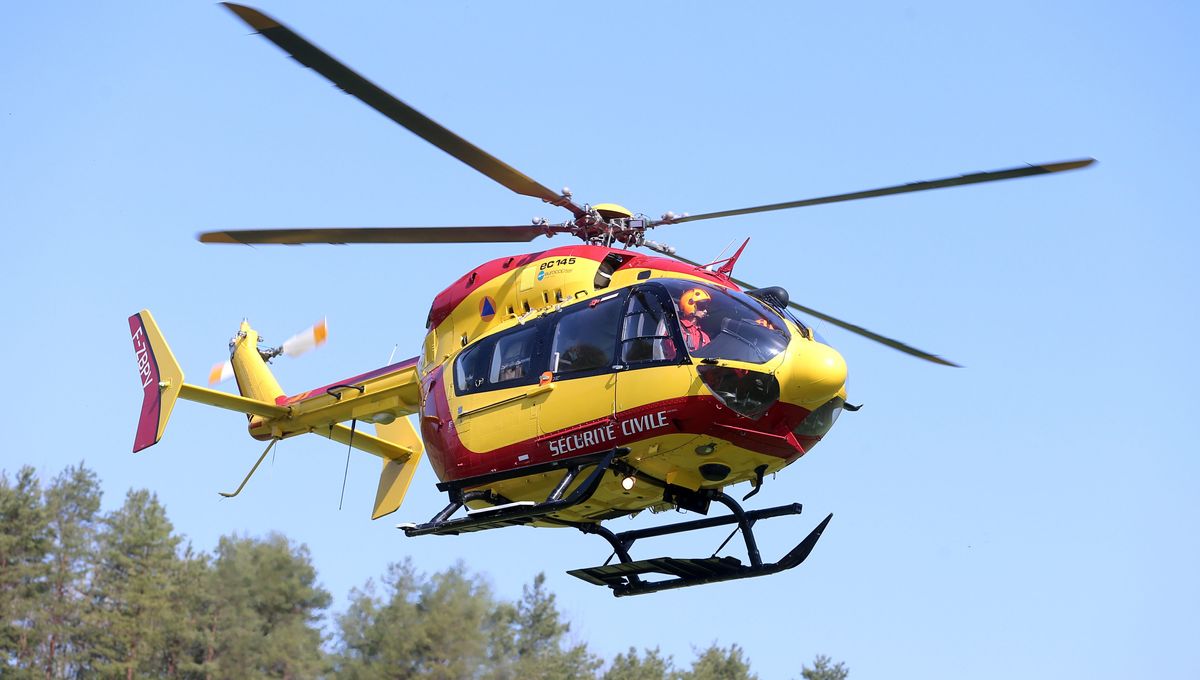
top-left (315, 423), bottom-right (416, 462)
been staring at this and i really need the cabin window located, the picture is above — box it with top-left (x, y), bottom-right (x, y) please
top-left (490, 327), bottom-right (537, 384)
top-left (454, 337), bottom-right (495, 393)
top-left (453, 326), bottom-right (542, 395)
top-left (549, 295), bottom-right (623, 376)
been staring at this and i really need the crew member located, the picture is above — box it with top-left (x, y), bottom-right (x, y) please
top-left (679, 288), bottom-right (712, 352)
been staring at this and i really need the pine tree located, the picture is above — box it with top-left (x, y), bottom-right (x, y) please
top-left (335, 560), bottom-right (494, 680)
top-left (676, 643), bottom-right (756, 680)
top-left (0, 466), bottom-right (51, 677)
top-left (159, 545), bottom-right (214, 678)
top-left (206, 533), bottom-right (330, 679)
top-left (799, 654), bottom-right (849, 680)
top-left (86, 489), bottom-right (182, 679)
top-left (504, 573), bottom-right (599, 680)
top-left (335, 561), bottom-right (422, 679)
top-left (602, 646), bottom-right (674, 680)
top-left (36, 463), bottom-right (101, 679)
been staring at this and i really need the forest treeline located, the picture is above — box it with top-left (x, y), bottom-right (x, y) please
top-left (1, 464), bottom-right (848, 679)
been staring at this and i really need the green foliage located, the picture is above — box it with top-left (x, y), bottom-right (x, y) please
top-left (799, 654), bottom-right (849, 680)
top-left (501, 572), bottom-right (600, 680)
top-left (1, 463), bottom-right (850, 680)
top-left (677, 643), bottom-right (757, 680)
top-left (0, 465), bottom-right (330, 679)
top-left (335, 560), bottom-right (496, 679)
top-left (0, 466), bottom-right (50, 677)
top-left (333, 565), bottom-right (599, 680)
top-left (86, 488), bottom-right (183, 676)
top-left (38, 464), bottom-right (102, 678)
top-left (205, 534), bottom-right (332, 679)
top-left (602, 646), bottom-right (674, 680)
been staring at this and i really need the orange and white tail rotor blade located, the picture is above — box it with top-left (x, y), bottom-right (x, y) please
top-left (281, 318), bottom-right (328, 358)
top-left (209, 360), bottom-right (235, 385)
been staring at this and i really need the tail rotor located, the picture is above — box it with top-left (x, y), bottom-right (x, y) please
top-left (209, 318), bottom-right (328, 385)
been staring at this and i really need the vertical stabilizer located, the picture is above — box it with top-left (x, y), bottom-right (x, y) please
top-left (129, 311), bottom-right (185, 452)
top-left (371, 416), bottom-right (425, 519)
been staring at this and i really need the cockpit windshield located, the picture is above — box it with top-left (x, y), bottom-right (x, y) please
top-left (660, 280), bottom-right (790, 364)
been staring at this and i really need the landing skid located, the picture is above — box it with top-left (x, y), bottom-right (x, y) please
top-left (570, 497), bottom-right (832, 597)
top-left (398, 447), bottom-right (831, 596)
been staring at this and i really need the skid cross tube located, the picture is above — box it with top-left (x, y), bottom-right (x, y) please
top-left (611, 502), bottom-right (803, 544)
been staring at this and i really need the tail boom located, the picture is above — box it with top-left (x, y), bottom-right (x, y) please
top-left (129, 309), bottom-right (425, 515)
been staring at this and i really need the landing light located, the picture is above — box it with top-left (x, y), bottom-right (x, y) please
top-left (620, 475), bottom-right (636, 491)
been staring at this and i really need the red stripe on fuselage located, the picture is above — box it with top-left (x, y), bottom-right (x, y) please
top-left (419, 369), bottom-right (815, 484)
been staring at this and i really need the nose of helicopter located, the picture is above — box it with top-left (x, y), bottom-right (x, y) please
top-left (784, 340), bottom-right (848, 406)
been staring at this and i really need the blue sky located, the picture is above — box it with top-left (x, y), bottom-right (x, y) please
top-left (2, 1), bottom-right (1198, 678)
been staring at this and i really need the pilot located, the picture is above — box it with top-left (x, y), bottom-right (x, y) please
top-left (679, 288), bottom-right (712, 352)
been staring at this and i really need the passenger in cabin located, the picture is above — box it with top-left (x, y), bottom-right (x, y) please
top-left (497, 335), bottom-right (531, 381)
top-left (679, 288), bottom-right (712, 352)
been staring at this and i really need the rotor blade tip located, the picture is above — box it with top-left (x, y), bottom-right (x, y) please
top-left (198, 231), bottom-right (239, 244)
top-left (221, 3), bottom-right (279, 31)
top-left (1044, 158), bottom-right (1097, 173)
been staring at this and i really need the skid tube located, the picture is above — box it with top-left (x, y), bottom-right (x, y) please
top-left (400, 449), bottom-right (625, 537)
top-left (567, 472), bottom-right (833, 597)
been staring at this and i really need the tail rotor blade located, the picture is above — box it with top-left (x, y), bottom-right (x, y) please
top-left (210, 318), bottom-right (328, 385)
top-left (209, 360), bottom-right (235, 386)
top-left (281, 318), bottom-right (328, 358)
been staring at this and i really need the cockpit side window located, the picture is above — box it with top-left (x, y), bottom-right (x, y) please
top-left (662, 280), bottom-right (791, 364)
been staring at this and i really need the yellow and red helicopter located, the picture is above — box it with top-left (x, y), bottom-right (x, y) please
top-left (128, 4), bottom-right (1093, 597)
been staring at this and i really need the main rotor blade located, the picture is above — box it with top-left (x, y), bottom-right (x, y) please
top-left (221, 3), bottom-right (584, 218)
top-left (199, 225), bottom-right (562, 245)
top-left (666, 251), bottom-right (959, 367)
top-left (655, 159), bottom-right (1095, 226)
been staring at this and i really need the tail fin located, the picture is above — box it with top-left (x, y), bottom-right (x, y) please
top-left (129, 311), bottom-right (290, 452)
top-left (371, 417), bottom-right (425, 519)
top-left (129, 311), bottom-right (185, 452)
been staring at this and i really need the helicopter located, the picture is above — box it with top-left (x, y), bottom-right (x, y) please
top-left (127, 3), bottom-right (1093, 597)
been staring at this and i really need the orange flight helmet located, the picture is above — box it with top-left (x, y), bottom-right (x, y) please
top-left (679, 288), bottom-right (712, 315)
